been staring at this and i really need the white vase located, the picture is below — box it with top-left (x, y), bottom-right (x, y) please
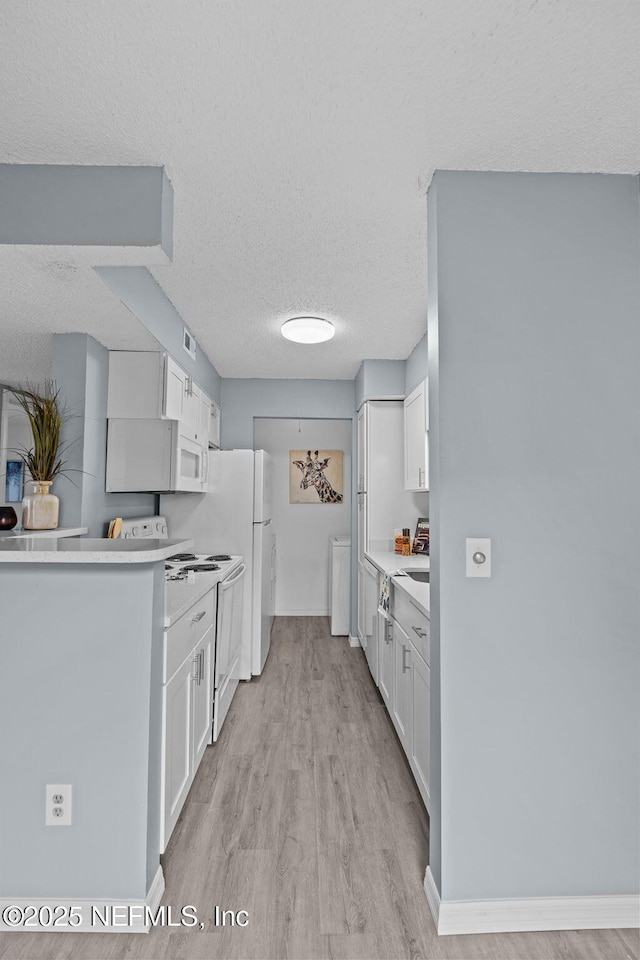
top-left (22, 480), bottom-right (59, 530)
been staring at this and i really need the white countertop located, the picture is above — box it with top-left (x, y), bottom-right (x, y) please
top-left (365, 549), bottom-right (430, 616)
top-left (164, 557), bottom-right (243, 628)
top-left (0, 537), bottom-right (193, 564)
top-left (0, 526), bottom-right (87, 539)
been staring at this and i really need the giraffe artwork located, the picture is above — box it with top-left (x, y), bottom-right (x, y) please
top-left (290, 449), bottom-right (344, 504)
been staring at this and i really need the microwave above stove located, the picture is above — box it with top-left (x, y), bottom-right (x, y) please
top-left (106, 419), bottom-right (208, 493)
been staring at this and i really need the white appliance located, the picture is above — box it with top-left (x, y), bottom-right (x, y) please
top-left (106, 419), bottom-right (208, 493)
top-left (161, 449), bottom-right (275, 679)
top-left (164, 550), bottom-right (246, 740)
top-left (120, 515), bottom-right (245, 741)
top-left (329, 535), bottom-right (351, 636)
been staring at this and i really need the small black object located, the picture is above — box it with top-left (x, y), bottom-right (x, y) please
top-left (206, 554), bottom-right (232, 562)
top-left (168, 553), bottom-right (197, 562)
top-left (181, 563), bottom-right (221, 572)
top-left (0, 506), bottom-right (18, 530)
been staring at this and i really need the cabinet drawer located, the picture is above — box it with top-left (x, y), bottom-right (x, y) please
top-left (164, 588), bottom-right (215, 682)
top-left (392, 585), bottom-right (429, 665)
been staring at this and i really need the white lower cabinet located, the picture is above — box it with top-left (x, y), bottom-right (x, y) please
top-left (387, 585), bottom-right (431, 813)
top-left (161, 588), bottom-right (216, 852)
top-left (409, 641), bottom-right (430, 810)
top-left (391, 617), bottom-right (412, 753)
top-left (377, 612), bottom-right (393, 710)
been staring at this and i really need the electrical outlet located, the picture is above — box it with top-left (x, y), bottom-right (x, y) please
top-left (45, 784), bottom-right (72, 826)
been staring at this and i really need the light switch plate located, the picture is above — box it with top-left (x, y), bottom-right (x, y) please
top-left (466, 538), bottom-right (491, 577)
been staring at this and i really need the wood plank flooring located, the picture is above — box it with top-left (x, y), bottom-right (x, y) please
top-left (1, 617), bottom-right (638, 960)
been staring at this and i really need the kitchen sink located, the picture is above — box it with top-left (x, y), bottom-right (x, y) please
top-left (402, 570), bottom-right (430, 583)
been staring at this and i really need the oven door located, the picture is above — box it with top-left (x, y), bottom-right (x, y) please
top-left (212, 561), bottom-right (246, 741)
top-left (175, 432), bottom-right (207, 493)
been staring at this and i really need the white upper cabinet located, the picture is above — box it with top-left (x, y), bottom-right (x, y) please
top-left (163, 355), bottom-right (186, 422)
top-left (404, 378), bottom-right (429, 492)
top-left (108, 350), bottom-right (221, 448)
top-left (208, 400), bottom-right (221, 449)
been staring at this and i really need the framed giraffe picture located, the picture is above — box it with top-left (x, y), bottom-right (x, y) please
top-left (290, 449), bottom-right (344, 504)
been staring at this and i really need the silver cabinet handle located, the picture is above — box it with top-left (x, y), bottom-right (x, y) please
top-left (412, 625), bottom-right (427, 638)
top-left (192, 655), bottom-right (200, 682)
top-left (198, 649), bottom-right (204, 684)
top-left (191, 610), bottom-right (206, 622)
top-left (402, 645), bottom-right (411, 673)
top-left (384, 621), bottom-right (392, 644)
top-left (418, 467), bottom-right (425, 487)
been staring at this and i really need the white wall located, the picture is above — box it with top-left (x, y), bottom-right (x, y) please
top-left (254, 418), bottom-right (351, 617)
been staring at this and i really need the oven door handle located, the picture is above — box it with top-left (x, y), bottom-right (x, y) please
top-left (220, 562), bottom-right (246, 589)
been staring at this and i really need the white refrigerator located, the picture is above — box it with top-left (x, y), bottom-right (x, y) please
top-left (161, 449), bottom-right (275, 679)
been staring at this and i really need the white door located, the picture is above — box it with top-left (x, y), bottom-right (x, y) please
top-left (357, 561), bottom-right (365, 646)
top-left (164, 355), bottom-right (185, 421)
top-left (213, 562), bottom-right (246, 740)
top-left (410, 644), bottom-right (430, 811)
top-left (161, 654), bottom-right (194, 851)
top-left (404, 379), bottom-right (428, 491)
top-left (252, 522), bottom-right (273, 675)
top-left (392, 618), bottom-right (412, 754)
top-left (378, 613), bottom-right (393, 710)
top-left (364, 561), bottom-right (378, 685)
top-left (254, 450), bottom-right (272, 522)
top-left (183, 380), bottom-right (200, 439)
top-left (192, 625), bottom-right (214, 769)
top-left (356, 406), bottom-right (368, 560)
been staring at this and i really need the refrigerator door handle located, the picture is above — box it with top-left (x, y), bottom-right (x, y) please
top-left (254, 518), bottom-right (272, 525)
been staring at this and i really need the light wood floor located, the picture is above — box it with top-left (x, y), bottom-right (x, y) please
top-left (2, 617), bottom-right (638, 960)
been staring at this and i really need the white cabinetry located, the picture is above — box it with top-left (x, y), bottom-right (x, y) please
top-left (378, 612), bottom-right (393, 710)
top-left (404, 379), bottom-right (428, 492)
top-left (163, 355), bottom-right (187, 422)
top-left (388, 583), bottom-right (430, 811)
top-left (363, 558), bottom-right (378, 685)
top-left (108, 349), bottom-right (220, 446)
top-left (161, 588), bottom-right (216, 852)
top-left (391, 616), bottom-right (412, 753)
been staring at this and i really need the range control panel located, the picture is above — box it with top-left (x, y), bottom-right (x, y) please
top-left (120, 515), bottom-right (168, 540)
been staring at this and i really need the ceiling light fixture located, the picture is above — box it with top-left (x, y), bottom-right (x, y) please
top-left (281, 316), bottom-right (335, 344)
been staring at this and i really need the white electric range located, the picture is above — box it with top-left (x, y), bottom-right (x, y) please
top-left (121, 517), bottom-right (246, 743)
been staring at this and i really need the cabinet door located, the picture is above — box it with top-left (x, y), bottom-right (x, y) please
top-left (209, 402), bottom-right (221, 449)
top-left (357, 405), bottom-right (368, 493)
top-left (182, 381), bottom-right (200, 439)
top-left (357, 562), bottom-right (365, 646)
top-left (161, 653), bottom-right (195, 851)
top-left (195, 389), bottom-right (211, 445)
top-left (404, 379), bottom-right (428, 491)
top-left (410, 644), bottom-right (430, 811)
top-left (392, 618), bottom-right (412, 754)
top-left (192, 626), bottom-right (214, 769)
top-left (364, 563), bottom-right (378, 685)
top-left (378, 613), bottom-right (394, 710)
top-left (164, 355), bottom-right (186, 422)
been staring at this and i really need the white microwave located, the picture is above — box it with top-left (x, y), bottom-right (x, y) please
top-left (106, 419), bottom-right (208, 493)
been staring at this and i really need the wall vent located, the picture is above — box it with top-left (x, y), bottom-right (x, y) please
top-left (183, 327), bottom-right (196, 361)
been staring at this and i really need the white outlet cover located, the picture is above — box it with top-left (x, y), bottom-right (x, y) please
top-left (466, 538), bottom-right (491, 577)
top-left (45, 783), bottom-right (72, 826)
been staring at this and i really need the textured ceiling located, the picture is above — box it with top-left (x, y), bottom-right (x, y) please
top-left (1, 0), bottom-right (639, 382)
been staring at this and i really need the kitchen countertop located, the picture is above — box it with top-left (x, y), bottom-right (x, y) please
top-left (164, 556), bottom-right (243, 628)
top-left (0, 537), bottom-right (193, 563)
top-left (365, 549), bottom-right (430, 617)
top-left (0, 526), bottom-right (87, 539)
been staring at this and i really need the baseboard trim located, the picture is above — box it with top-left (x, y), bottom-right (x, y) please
top-left (423, 867), bottom-right (640, 935)
top-left (349, 634), bottom-right (360, 647)
top-left (276, 610), bottom-right (329, 617)
top-left (1, 866), bottom-right (165, 934)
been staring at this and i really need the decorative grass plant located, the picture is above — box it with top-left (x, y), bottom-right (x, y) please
top-left (12, 381), bottom-right (66, 482)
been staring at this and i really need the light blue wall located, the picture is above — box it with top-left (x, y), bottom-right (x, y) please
top-left (221, 377), bottom-right (358, 634)
top-left (428, 171), bottom-right (640, 902)
top-left (0, 562), bottom-right (165, 899)
top-left (0, 165), bottom-right (172, 256)
top-left (405, 334), bottom-right (427, 394)
top-left (354, 359), bottom-right (407, 409)
top-left (95, 266), bottom-right (221, 404)
top-left (52, 333), bottom-right (156, 535)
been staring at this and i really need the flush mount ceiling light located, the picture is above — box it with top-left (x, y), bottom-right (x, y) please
top-left (281, 316), bottom-right (335, 344)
